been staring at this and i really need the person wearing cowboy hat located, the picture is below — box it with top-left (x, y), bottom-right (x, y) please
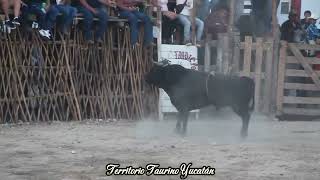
top-left (306, 14), bottom-right (320, 45)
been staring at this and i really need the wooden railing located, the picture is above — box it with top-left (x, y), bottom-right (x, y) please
top-left (0, 18), bottom-right (158, 123)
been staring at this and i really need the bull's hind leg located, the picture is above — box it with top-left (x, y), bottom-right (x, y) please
top-left (232, 106), bottom-right (250, 138)
top-left (175, 116), bottom-right (182, 133)
top-left (240, 112), bottom-right (250, 138)
top-left (175, 111), bottom-right (189, 135)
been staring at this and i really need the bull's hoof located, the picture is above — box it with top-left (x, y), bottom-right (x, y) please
top-left (174, 127), bottom-right (181, 134)
top-left (240, 130), bottom-right (248, 139)
top-left (179, 131), bottom-right (187, 137)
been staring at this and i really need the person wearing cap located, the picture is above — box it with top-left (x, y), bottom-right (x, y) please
top-left (306, 14), bottom-right (320, 56)
top-left (301, 10), bottom-right (311, 30)
top-left (306, 14), bottom-right (320, 44)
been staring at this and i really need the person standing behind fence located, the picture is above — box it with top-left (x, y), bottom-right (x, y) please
top-left (72, 0), bottom-right (113, 44)
top-left (176, 0), bottom-right (203, 47)
top-left (205, 5), bottom-right (229, 40)
top-left (1, 0), bottom-right (21, 29)
top-left (301, 10), bottom-right (311, 30)
top-left (280, 12), bottom-right (301, 43)
top-left (46, 0), bottom-right (77, 36)
top-left (116, 0), bottom-right (153, 47)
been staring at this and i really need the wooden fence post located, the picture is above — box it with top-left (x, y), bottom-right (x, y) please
top-left (204, 34), bottom-right (212, 72)
top-left (216, 33), bottom-right (224, 73)
top-left (222, 34), bottom-right (230, 74)
top-left (243, 36), bottom-right (252, 77)
top-left (276, 41), bottom-right (287, 115)
top-left (228, 0), bottom-right (235, 34)
top-left (191, 0), bottom-right (198, 44)
top-left (263, 38), bottom-right (274, 114)
top-left (232, 32), bottom-right (240, 74)
top-left (271, 29), bottom-right (281, 113)
top-left (254, 38), bottom-right (263, 111)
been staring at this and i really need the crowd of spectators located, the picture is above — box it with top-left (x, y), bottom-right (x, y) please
top-left (0, 0), bottom-right (229, 47)
top-left (155, 0), bottom-right (229, 47)
top-left (280, 10), bottom-right (320, 50)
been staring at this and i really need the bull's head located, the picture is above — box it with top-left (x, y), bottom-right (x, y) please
top-left (145, 60), bottom-right (187, 89)
top-left (145, 61), bottom-right (168, 87)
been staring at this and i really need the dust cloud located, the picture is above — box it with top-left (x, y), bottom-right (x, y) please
top-left (134, 107), bottom-right (318, 145)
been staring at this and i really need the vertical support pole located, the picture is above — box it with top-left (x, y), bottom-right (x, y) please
top-left (216, 34), bottom-right (224, 73)
top-left (271, 0), bottom-right (278, 37)
top-left (191, 0), bottom-right (198, 44)
top-left (243, 36), bottom-right (252, 77)
top-left (228, 0), bottom-right (235, 34)
top-left (271, 29), bottom-right (281, 113)
top-left (204, 34), bottom-right (212, 72)
top-left (155, 6), bottom-right (164, 121)
top-left (276, 41), bottom-right (287, 116)
top-left (232, 32), bottom-right (240, 74)
top-left (270, 0), bottom-right (281, 113)
top-left (263, 38), bottom-right (274, 114)
top-left (254, 38), bottom-right (263, 111)
top-left (222, 34), bottom-right (230, 74)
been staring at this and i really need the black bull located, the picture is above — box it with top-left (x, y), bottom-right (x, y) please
top-left (145, 64), bottom-right (255, 138)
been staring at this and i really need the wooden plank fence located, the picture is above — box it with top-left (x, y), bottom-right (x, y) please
top-left (276, 41), bottom-right (320, 117)
top-left (203, 33), bottom-right (275, 113)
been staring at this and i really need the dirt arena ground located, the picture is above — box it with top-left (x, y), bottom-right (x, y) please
top-left (0, 111), bottom-right (320, 180)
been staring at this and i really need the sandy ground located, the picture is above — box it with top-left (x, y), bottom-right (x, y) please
top-left (1, 111), bottom-right (320, 180)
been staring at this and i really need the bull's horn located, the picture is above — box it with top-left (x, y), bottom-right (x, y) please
top-left (153, 61), bottom-right (163, 66)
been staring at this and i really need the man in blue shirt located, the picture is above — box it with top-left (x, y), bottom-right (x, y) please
top-left (306, 14), bottom-right (320, 56)
top-left (306, 15), bottom-right (320, 43)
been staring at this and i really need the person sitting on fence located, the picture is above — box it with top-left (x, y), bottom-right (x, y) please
top-left (1, 0), bottom-right (21, 29)
top-left (116, 0), bottom-right (153, 47)
top-left (21, 0), bottom-right (61, 39)
top-left (176, 0), bottom-right (204, 47)
top-left (301, 10), bottom-right (311, 30)
top-left (155, 0), bottom-right (179, 44)
top-left (306, 14), bottom-right (320, 56)
top-left (204, 5), bottom-right (229, 40)
top-left (72, 0), bottom-right (113, 44)
top-left (280, 11), bottom-right (302, 43)
top-left (45, 0), bottom-right (77, 36)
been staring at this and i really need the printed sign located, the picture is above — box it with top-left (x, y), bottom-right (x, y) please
top-left (159, 44), bottom-right (199, 114)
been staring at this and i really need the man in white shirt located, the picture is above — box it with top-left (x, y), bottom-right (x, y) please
top-left (176, 0), bottom-right (204, 46)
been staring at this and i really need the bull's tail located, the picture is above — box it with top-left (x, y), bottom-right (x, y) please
top-left (249, 80), bottom-right (255, 112)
